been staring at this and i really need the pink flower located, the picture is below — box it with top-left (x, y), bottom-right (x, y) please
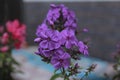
top-left (1, 32), bottom-right (9, 44)
top-left (0, 46), bottom-right (9, 52)
top-left (6, 19), bottom-right (26, 48)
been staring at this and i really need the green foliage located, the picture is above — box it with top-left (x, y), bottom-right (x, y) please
top-left (50, 64), bottom-right (96, 80)
top-left (112, 47), bottom-right (120, 80)
top-left (0, 51), bottom-right (19, 80)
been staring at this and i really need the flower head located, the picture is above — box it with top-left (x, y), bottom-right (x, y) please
top-left (6, 19), bottom-right (26, 48)
top-left (64, 19), bottom-right (77, 30)
top-left (46, 4), bottom-right (77, 31)
top-left (51, 50), bottom-right (70, 69)
top-left (35, 28), bottom-right (62, 50)
top-left (78, 41), bottom-right (88, 55)
top-left (34, 4), bottom-right (89, 71)
top-left (61, 29), bottom-right (78, 49)
top-left (36, 23), bottom-right (48, 37)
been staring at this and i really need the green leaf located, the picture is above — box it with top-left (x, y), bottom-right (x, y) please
top-left (50, 73), bottom-right (62, 80)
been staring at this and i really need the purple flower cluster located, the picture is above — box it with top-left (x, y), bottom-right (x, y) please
top-left (46, 4), bottom-right (77, 31)
top-left (34, 4), bottom-right (88, 69)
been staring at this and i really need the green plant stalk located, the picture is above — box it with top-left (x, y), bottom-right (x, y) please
top-left (0, 49), bottom-right (14, 80)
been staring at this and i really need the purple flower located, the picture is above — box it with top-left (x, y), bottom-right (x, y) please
top-left (51, 50), bottom-right (70, 69)
top-left (61, 29), bottom-right (78, 49)
top-left (34, 4), bottom-right (89, 71)
top-left (78, 41), bottom-right (88, 55)
top-left (39, 29), bottom-right (61, 50)
top-left (46, 5), bottom-right (61, 25)
top-left (40, 48), bottom-right (57, 58)
top-left (64, 11), bottom-right (77, 30)
top-left (36, 23), bottom-right (48, 37)
top-left (67, 11), bottom-right (76, 20)
top-left (35, 47), bottom-right (53, 58)
top-left (61, 5), bottom-right (68, 19)
top-left (64, 19), bottom-right (77, 30)
top-left (34, 37), bottom-right (41, 43)
top-left (46, 4), bottom-right (77, 31)
top-left (41, 48), bottom-right (64, 58)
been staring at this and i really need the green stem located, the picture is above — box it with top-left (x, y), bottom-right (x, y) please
top-left (62, 68), bottom-right (69, 80)
top-left (1, 50), bottom-right (13, 80)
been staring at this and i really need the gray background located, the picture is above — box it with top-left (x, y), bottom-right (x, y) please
top-left (23, 2), bottom-right (120, 61)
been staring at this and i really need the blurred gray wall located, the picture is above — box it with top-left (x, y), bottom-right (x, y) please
top-left (23, 2), bottom-right (120, 61)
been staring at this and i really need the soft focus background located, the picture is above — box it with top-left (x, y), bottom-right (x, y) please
top-left (0, 0), bottom-right (120, 80)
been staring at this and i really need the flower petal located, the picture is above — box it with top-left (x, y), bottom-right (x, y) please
top-left (65, 41), bottom-right (72, 49)
top-left (40, 40), bottom-right (48, 49)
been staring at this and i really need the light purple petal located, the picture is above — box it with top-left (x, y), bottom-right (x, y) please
top-left (40, 40), bottom-right (48, 49)
top-left (53, 62), bottom-right (61, 69)
top-left (35, 52), bottom-right (41, 55)
top-left (83, 50), bottom-right (89, 55)
top-left (40, 31), bottom-right (48, 38)
top-left (42, 50), bottom-right (51, 57)
top-left (48, 41), bottom-right (56, 50)
top-left (40, 23), bottom-right (48, 30)
top-left (61, 52), bottom-right (70, 59)
top-left (61, 30), bottom-right (68, 38)
top-left (65, 41), bottom-right (72, 49)
top-left (78, 41), bottom-right (89, 55)
top-left (54, 42), bottom-right (61, 49)
top-left (34, 38), bottom-right (41, 43)
top-left (62, 59), bottom-right (70, 69)
top-left (51, 30), bottom-right (60, 41)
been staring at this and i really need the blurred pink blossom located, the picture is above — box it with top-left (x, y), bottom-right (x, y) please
top-left (1, 32), bottom-right (9, 44)
top-left (6, 19), bottom-right (26, 48)
top-left (0, 46), bottom-right (9, 52)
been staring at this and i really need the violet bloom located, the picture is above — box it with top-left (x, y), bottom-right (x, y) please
top-left (36, 23), bottom-right (48, 37)
top-left (61, 5), bottom-right (68, 19)
top-left (46, 4), bottom-right (60, 25)
top-left (34, 23), bottom-right (48, 43)
top-left (34, 37), bottom-right (41, 43)
top-left (64, 11), bottom-right (77, 30)
top-left (39, 29), bottom-right (61, 50)
top-left (38, 48), bottom-right (55, 58)
top-left (40, 48), bottom-right (64, 58)
top-left (78, 41), bottom-right (88, 55)
top-left (67, 11), bottom-right (76, 20)
top-left (35, 47), bottom-right (53, 58)
top-left (46, 4), bottom-right (77, 31)
top-left (51, 50), bottom-right (70, 69)
top-left (64, 19), bottom-right (77, 30)
top-left (61, 29), bottom-right (78, 49)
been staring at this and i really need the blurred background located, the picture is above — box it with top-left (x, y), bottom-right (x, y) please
top-left (0, 0), bottom-right (120, 80)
